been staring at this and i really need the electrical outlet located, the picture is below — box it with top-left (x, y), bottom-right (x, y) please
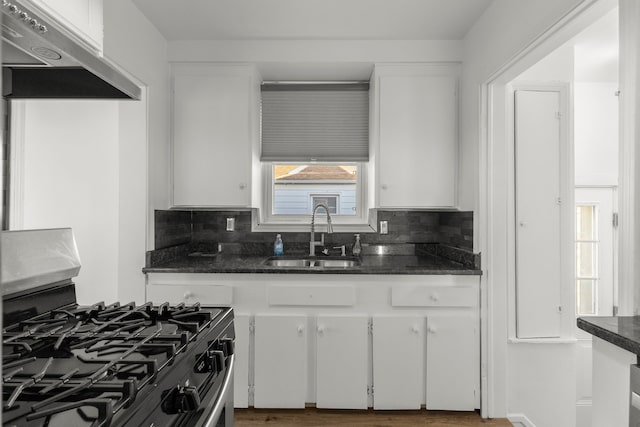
top-left (226, 218), bottom-right (235, 232)
top-left (380, 221), bottom-right (388, 234)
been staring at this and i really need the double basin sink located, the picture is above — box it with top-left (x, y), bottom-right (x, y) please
top-left (263, 256), bottom-right (361, 269)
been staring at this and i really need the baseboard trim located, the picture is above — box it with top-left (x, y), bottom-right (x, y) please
top-left (507, 413), bottom-right (536, 427)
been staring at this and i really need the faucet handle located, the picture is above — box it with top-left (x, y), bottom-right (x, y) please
top-left (321, 248), bottom-right (330, 255)
top-left (333, 245), bottom-right (346, 256)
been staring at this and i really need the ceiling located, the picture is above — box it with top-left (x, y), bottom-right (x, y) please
top-left (132, 0), bottom-right (493, 41)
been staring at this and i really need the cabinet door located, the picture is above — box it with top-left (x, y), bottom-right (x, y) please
top-left (378, 73), bottom-right (457, 208)
top-left (254, 314), bottom-right (307, 408)
top-left (172, 66), bottom-right (254, 207)
top-left (233, 314), bottom-right (250, 408)
top-left (316, 315), bottom-right (368, 409)
top-left (372, 316), bottom-right (424, 409)
top-left (26, 0), bottom-right (103, 53)
top-left (426, 314), bottom-right (477, 410)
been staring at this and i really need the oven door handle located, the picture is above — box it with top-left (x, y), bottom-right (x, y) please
top-left (200, 354), bottom-right (234, 427)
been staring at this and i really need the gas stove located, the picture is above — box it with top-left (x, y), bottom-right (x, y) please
top-left (1, 229), bottom-right (235, 427)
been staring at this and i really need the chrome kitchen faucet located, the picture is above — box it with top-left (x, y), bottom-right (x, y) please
top-left (310, 203), bottom-right (333, 256)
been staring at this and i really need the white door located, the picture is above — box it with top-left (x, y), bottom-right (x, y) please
top-left (253, 314), bottom-right (307, 408)
top-left (372, 316), bottom-right (424, 410)
top-left (514, 88), bottom-right (567, 339)
top-left (574, 187), bottom-right (617, 425)
top-left (316, 315), bottom-right (368, 409)
top-left (575, 187), bottom-right (616, 317)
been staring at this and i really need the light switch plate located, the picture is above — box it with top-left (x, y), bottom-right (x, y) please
top-left (380, 220), bottom-right (388, 234)
top-left (226, 218), bottom-right (235, 232)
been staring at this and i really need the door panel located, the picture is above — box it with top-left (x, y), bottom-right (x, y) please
top-left (316, 316), bottom-right (368, 409)
top-left (372, 316), bottom-right (424, 409)
top-left (515, 89), bottom-right (563, 338)
top-left (254, 314), bottom-right (307, 408)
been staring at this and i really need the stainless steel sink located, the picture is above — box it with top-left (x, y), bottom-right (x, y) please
top-left (264, 259), bottom-right (314, 267)
top-left (315, 259), bottom-right (360, 268)
top-left (263, 257), bottom-right (360, 268)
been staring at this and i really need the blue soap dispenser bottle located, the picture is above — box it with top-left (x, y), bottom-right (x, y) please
top-left (274, 234), bottom-right (284, 256)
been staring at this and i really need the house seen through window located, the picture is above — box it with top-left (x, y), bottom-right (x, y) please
top-left (273, 164), bottom-right (357, 216)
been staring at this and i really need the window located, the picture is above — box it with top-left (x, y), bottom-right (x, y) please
top-left (576, 205), bottom-right (598, 315)
top-left (264, 162), bottom-right (367, 227)
top-left (311, 195), bottom-right (339, 215)
top-left (258, 83), bottom-right (371, 229)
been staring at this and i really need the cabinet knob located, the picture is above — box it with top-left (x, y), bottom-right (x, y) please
top-left (429, 293), bottom-right (439, 302)
top-left (239, 183), bottom-right (247, 190)
top-left (381, 184), bottom-right (388, 190)
top-left (183, 291), bottom-right (194, 300)
top-left (411, 326), bottom-right (420, 334)
top-left (297, 325), bottom-right (305, 335)
top-left (427, 326), bottom-right (437, 334)
top-left (317, 326), bottom-right (325, 336)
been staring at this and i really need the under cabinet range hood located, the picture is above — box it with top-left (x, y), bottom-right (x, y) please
top-left (1, 0), bottom-right (141, 99)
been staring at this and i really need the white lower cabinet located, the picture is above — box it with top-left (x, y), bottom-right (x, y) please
top-left (372, 316), bottom-right (424, 410)
top-left (425, 314), bottom-right (478, 410)
top-left (253, 314), bottom-right (307, 408)
top-left (145, 273), bottom-right (480, 410)
top-left (146, 284), bottom-right (232, 305)
top-left (316, 315), bottom-right (369, 409)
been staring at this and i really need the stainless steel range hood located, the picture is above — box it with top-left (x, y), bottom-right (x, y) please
top-left (1, 0), bottom-right (141, 99)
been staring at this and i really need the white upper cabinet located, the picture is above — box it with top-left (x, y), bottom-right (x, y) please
top-left (373, 64), bottom-right (459, 208)
top-left (23, 0), bottom-right (103, 54)
top-left (171, 64), bottom-right (260, 207)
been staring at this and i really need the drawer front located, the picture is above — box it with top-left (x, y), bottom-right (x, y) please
top-left (268, 285), bottom-right (355, 306)
top-left (147, 284), bottom-right (233, 305)
top-left (391, 286), bottom-right (477, 307)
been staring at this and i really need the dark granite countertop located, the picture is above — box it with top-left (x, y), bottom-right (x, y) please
top-left (142, 253), bottom-right (481, 275)
top-left (577, 316), bottom-right (640, 356)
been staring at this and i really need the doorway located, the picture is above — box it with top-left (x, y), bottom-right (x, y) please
top-left (507, 6), bottom-right (619, 426)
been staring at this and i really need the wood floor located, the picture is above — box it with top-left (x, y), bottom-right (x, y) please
top-left (235, 408), bottom-right (513, 426)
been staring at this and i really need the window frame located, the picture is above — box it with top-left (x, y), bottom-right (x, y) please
top-left (255, 161), bottom-right (375, 232)
top-left (575, 203), bottom-right (600, 316)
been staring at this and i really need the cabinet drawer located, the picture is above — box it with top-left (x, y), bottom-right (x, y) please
top-left (268, 285), bottom-right (355, 306)
top-left (391, 285), bottom-right (477, 307)
top-left (147, 284), bottom-right (232, 305)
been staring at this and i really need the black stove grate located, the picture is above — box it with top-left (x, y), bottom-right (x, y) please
top-left (2, 297), bottom-right (230, 427)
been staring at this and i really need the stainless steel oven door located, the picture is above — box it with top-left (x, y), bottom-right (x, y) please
top-left (197, 354), bottom-right (235, 427)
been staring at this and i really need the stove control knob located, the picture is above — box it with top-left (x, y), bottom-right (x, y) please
top-left (195, 350), bottom-right (217, 373)
top-left (219, 338), bottom-right (234, 356)
top-left (211, 350), bottom-right (225, 373)
top-left (177, 385), bottom-right (200, 412)
top-left (162, 385), bottom-right (201, 413)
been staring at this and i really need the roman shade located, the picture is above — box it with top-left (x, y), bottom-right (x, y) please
top-left (260, 83), bottom-right (370, 161)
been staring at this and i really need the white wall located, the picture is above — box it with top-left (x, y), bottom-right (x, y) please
top-left (13, 1), bottom-right (170, 305)
top-left (17, 100), bottom-right (120, 304)
top-left (168, 39), bottom-right (463, 66)
top-left (574, 82), bottom-right (619, 185)
top-left (102, 0), bottom-right (171, 303)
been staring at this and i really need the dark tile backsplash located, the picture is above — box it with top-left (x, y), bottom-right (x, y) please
top-left (154, 209), bottom-right (474, 253)
top-left (154, 210), bottom-right (191, 249)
